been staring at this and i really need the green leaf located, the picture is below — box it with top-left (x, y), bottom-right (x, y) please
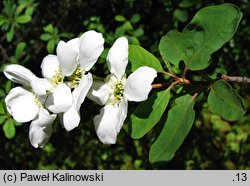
top-left (130, 89), bottom-right (170, 139)
top-left (43, 24), bottom-right (54, 33)
top-left (208, 80), bottom-right (246, 121)
top-left (158, 35), bottom-right (177, 68)
top-left (159, 4), bottom-right (242, 71)
top-left (115, 15), bottom-right (126, 22)
top-left (25, 7), bottom-right (34, 16)
top-left (114, 27), bottom-right (126, 38)
top-left (15, 42), bottom-right (26, 58)
top-left (174, 9), bottom-right (188, 22)
top-left (178, 0), bottom-right (195, 8)
top-left (0, 15), bottom-right (7, 26)
top-left (5, 81), bottom-right (12, 93)
top-left (149, 95), bottom-right (195, 163)
top-left (0, 115), bottom-right (6, 125)
top-left (10, 56), bottom-right (17, 64)
top-left (159, 30), bottom-right (206, 70)
top-left (185, 3), bottom-right (242, 60)
top-left (60, 32), bottom-right (73, 38)
top-left (3, 119), bottom-right (16, 139)
top-left (129, 45), bottom-right (163, 71)
top-left (16, 4), bottom-right (25, 16)
top-left (0, 102), bottom-right (5, 114)
top-left (16, 15), bottom-right (31, 23)
top-left (178, 0), bottom-right (200, 8)
top-left (53, 27), bottom-right (59, 35)
top-left (47, 39), bottom-right (55, 53)
top-left (133, 28), bottom-right (144, 37)
top-left (131, 13), bottom-right (141, 23)
top-left (6, 26), bottom-right (14, 42)
top-left (0, 89), bottom-right (6, 98)
top-left (127, 36), bottom-right (140, 45)
top-left (40, 33), bottom-right (52, 41)
top-left (122, 21), bottom-right (133, 31)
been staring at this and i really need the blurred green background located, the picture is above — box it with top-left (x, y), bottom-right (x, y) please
top-left (0, 0), bottom-right (249, 169)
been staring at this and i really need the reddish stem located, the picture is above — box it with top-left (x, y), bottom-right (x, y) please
top-left (159, 71), bottom-right (178, 78)
top-left (191, 92), bottom-right (199, 100)
top-left (152, 83), bottom-right (169, 89)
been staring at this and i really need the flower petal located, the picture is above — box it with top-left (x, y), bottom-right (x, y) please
top-left (45, 83), bottom-right (73, 113)
top-left (61, 104), bottom-right (80, 131)
top-left (29, 121), bottom-right (52, 148)
top-left (107, 37), bottom-right (128, 80)
top-left (124, 66), bottom-right (157, 102)
top-left (5, 87), bottom-right (39, 122)
top-left (41, 54), bottom-right (60, 79)
top-left (32, 107), bottom-right (57, 127)
top-left (56, 40), bottom-right (78, 76)
top-left (4, 64), bottom-right (38, 87)
top-left (30, 79), bottom-right (52, 102)
top-left (87, 80), bottom-right (111, 105)
top-left (72, 73), bottom-right (93, 111)
top-left (116, 98), bottom-right (128, 133)
top-left (94, 104), bottom-right (120, 144)
top-left (66, 38), bottom-right (80, 53)
top-left (59, 73), bottom-right (92, 131)
top-left (79, 30), bottom-right (104, 71)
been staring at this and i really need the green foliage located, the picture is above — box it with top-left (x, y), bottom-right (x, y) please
top-left (9, 42), bottom-right (29, 64)
top-left (0, 0), bottom-right (37, 42)
top-left (0, 102), bottom-right (5, 115)
top-left (129, 3), bottom-right (247, 164)
top-left (114, 13), bottom-right (143, 45)
top-left (208, 80), bottom-right (246, 121)
top-left (159, 4), bottom-right (242, 71)
top-left (5, 81), bottom-right (12, 93)
top-left (178, 0), bottom-right (197, 8)
top-left (115, 15), bottom-right (126, 22)
top-left (130, 89), bottom-right (170, 139)
top-left (3, 119), bottom-right (15, 139)
top-left (128, 45), bottom-right (163, 71)
top-left (40, 24), bottom-right (73, 53)
top-left (149, 95), bottom-right (195, 163)
top-left (83, 16), bottom-right (105, 34)
top-left (174, 9), bottom-right (188, 23)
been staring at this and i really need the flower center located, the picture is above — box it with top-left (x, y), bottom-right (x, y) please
top-left (32, 92), bottom-right (43, 107)
top-left (114, 81), bottom-right (124, 102)
top-left (106, 75), bottom-right (126, 105)
top-left (49, 67), bottom-right (84, 89)
top-left (50, 68), bottom-right (63, 86)
top-left (64, 67), bottom-right (84, 89)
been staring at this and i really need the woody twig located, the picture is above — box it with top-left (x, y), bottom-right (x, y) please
top-left (220, 74), bottom-right (250, 84)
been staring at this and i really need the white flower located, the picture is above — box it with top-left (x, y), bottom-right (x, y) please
top-left (41, 30), bottom-right (104, 131)
top-left (88, 37), bottom-right (157, 144)
top-left (4, 64), bottom-right (56, 148)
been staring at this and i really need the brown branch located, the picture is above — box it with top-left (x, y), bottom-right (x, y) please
top-left (152, 83), bottom-right (169, 89)
top-left (192, 92), bottom-right (199, 100)
top-left (220, 74), bottom-right (250, 84)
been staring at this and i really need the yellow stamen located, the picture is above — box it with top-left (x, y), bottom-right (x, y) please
top-left (50, 68), bottom-right (63, 86)
top-left (32, 92), bottom-right (42, 107)
top-left (107, 76), bottom-right (126, 105)
top-left (65, 67), bottom-right (84, 89)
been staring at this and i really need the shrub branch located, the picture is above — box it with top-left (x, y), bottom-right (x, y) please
top-left (220, 74), bottom-right (250, 84)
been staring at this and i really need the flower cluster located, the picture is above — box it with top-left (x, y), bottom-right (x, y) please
top-left (4, 30), bottom-right (157, 148)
